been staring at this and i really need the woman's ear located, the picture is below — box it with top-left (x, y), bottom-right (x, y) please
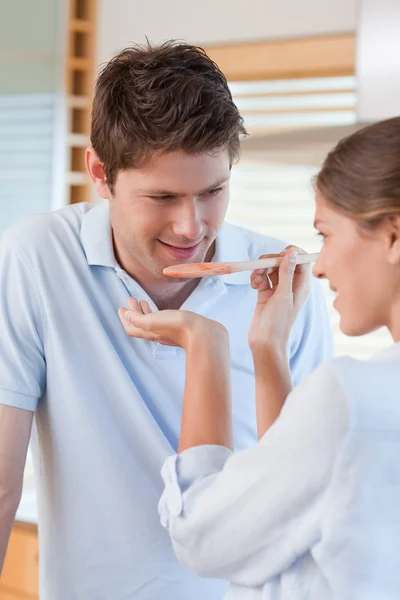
top-left (386, 215), bottom-right (400, 265)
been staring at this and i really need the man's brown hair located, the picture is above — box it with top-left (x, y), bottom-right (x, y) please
top-left (91, 41), bottom-right (247, 193)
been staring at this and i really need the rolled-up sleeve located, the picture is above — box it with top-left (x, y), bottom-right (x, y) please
top-left (159, 445), bottom-right (233, 527)
top-left (159, 363), bottom-right (349, 588)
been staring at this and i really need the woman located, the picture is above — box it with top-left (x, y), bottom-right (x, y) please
top-left (118, 117), bottom-right (400, 599)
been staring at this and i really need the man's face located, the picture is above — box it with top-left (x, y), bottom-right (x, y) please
top-left (107, 150), bottom-right (231, 282)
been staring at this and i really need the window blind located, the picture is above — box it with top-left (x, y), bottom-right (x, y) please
top-left (0, 93), bottom-right (56, 234)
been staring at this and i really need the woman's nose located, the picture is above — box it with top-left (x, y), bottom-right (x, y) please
top-left (312, 254), bottom-right (326, 279)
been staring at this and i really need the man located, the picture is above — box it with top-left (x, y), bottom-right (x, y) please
top-left (0, 42), bottom-right (332, 599)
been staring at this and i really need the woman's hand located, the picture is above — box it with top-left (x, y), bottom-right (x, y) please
top-left (248, 246), bottom-right (311, 355)
top-left (118, 297), bottom-right (227, 349)
top-left (119, 300), bottom-right (232, 452)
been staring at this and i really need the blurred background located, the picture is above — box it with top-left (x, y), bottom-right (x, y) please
top-left (1, 1), bottom-right (399, 596)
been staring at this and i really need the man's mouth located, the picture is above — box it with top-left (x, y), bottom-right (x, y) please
top-left (158, 240), bottom-right (203, 260)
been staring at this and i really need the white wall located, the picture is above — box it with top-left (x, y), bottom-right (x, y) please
top-left (97, 0), bottom-right (357, 66)
top-left (0, 0), bottom-right (59, 94)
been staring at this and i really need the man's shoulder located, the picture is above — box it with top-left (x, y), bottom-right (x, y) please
top-left (221, 222), bottom-right (287, 260)
top-left (1, 202), bottom-right (93, 255)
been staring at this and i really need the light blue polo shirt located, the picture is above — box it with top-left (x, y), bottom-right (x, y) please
top-left (0, 201), bottom-right (333, 600)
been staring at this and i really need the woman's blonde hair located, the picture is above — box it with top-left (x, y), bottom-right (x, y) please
top-left (315, 117), bottom-right (400, 227)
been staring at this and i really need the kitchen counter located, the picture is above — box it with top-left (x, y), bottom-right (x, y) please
top-left (1, 492), bottom-right (39, 598)
top-left (15, 488), bottom-right (38, 526)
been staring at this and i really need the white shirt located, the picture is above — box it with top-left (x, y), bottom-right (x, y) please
top-left (0, 200), bottom-right (332, 600)
top-left (160, 343), bottom-right (400, 600)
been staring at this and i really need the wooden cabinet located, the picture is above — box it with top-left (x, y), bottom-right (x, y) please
top-left (0, 521), bottom-right (38, 599)
top-left (1, 593), bottom-right (32, 600)
top-left (1, 593), bottom-right (37, 600)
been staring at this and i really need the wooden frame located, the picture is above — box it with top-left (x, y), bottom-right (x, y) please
top-left (65, 0), bottom-right (97, 204)
top-left (204, 34), bottom-right (356, 81)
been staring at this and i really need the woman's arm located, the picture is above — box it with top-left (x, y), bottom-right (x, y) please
top-left (249, 248), bottom-right (309, 438)
top-left (179, 323), bottom-right (233, 453)
top-left (252, 348), bottom-right (292, 439)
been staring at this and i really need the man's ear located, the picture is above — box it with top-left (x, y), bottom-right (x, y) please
top-left (85, 147), bottom-right (111, 199)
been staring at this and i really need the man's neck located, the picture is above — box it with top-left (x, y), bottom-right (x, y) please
top-left (148, 279), bottom-right (201, 310)
top-left (114, 239), bottom-right (216, 311)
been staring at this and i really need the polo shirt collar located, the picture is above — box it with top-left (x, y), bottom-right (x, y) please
top-left (81, 200), bottom-right (116, 268)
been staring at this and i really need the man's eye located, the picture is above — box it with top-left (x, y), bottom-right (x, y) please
top-left (152, 195), bottom-right (173, 201)
top-left (206, 187), bottom-right (223, 196)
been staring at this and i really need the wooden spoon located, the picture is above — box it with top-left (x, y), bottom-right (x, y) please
top-left (163, 252), bottom-right (319, 279)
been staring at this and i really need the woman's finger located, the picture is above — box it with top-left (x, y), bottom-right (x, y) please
top-left (285, 244), bottom-right (306, 256)
top-left (283, 245), bottom-right (308, 276)
top-left (119, 307), bottom-right (142, 327)
top-left (257, 273), bottom-right (271, 293)
top-left (120, 306), bottom-right (148, 328)
top-left (251, 253), bottom-right (280, 289)
top-left (118, 307), bottom-right (158, 340)
top-left (251, 272), bottom-right (263, 289)
top-left (140, 300), bottom-right (152, 315)
top-left (127, 297), bottom-right (153, 317)
top-left (268, 247), bottom-right (293, 287)
top-left (128, 297), bottom-right (142, 313)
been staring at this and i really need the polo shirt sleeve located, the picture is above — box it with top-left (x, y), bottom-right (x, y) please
top-left (158, 362), bottom-right (349, 587)
top-left (0, 231), bottom-right (46, 411)
top-left (289, 276), bottom-right (334, 386)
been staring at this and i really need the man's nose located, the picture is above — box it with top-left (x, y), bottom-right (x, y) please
top-left (172, 199), bottom-right (203, 241)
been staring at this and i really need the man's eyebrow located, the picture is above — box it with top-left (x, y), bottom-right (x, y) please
top-left (135, 177), bottom-right (230, 197)
top-left (196, 177), bottom-right (230, 196)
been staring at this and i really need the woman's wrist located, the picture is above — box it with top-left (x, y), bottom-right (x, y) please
top-left (185, 318), bottom-right (229, 352)
top-left (251, 341), bottom-right (288, 365)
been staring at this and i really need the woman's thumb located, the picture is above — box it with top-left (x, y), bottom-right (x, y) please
top-left (277, 249), bottom-right (297, 297)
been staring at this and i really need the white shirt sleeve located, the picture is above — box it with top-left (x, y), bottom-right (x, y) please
top-left (159, 362), bottom-right (349, 588)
